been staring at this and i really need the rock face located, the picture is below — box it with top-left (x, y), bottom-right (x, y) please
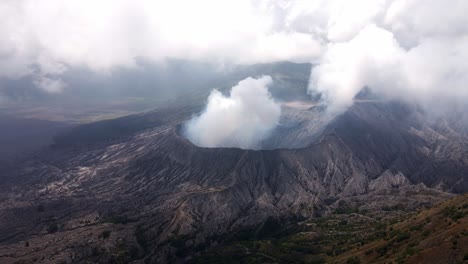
top-left (0, 99), bottom-right (466, 263)
top-left (368, 170), bottom-right (411, 191)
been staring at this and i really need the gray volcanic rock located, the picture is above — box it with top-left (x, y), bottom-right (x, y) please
top-left (260, 102), bottom-right (326, 149)
top-left (368, 170), bottom-right (411, 191)
top-left (0, 99), bottom-right (466, 263)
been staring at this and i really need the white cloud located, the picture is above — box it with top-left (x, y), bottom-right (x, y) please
top-left (384, 0), bottom-right (468, 47)
top-left (309, 24), bottom-right (404, 114)
top-left (0, 0), bottom-right (322, 92)
top-left (183, 76), bottom-right (280, 149)
top-left (0, 0), bottom-right (467, 113)
top-left (33, 76), bottom-right (66, 93)
top-left (307, 0), bottom-right (468, 114)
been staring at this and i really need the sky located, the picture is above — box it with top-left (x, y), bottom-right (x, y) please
top-left (1, 0), bottom-right (467, 147)
top-left (1, 0), bottom-right (467, 101)
top-left (0, 0), bottom-right (322, 93)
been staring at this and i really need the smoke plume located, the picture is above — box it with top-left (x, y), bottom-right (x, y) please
top-left (183, 76), bottom-right (280, 149)
top-left (307, 0), bottom-right (468, 114)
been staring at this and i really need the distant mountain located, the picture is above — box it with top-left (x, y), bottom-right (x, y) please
top-left (0, 115), bottom-right (70, 162)
top-left (0, 60), bottom-right (312, 111)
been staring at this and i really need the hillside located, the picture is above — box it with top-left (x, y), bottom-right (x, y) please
top-left (191, 194), bottom-right (468, 264)
top-left (336, 194), bottom-right (468, 264)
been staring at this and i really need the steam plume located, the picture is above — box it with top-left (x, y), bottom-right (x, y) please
top-left (183, 76), bottom-right (280, 149)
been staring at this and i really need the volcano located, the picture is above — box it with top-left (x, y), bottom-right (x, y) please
top-left (0, 63), bottom-right (467, 263)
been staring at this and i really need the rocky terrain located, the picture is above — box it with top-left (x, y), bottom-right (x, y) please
top-left (0, 96), bottom-right (466, 263)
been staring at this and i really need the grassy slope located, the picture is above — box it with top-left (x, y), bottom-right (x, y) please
top-left (191, 195), bottom-right (468, 264)
top-left (336, 194), bottom-right (468, 264)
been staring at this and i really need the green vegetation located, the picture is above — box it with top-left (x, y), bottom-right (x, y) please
top-left (382, 203), bottom-right (406, 212)
top-left (99, 230), bottom-right (112, 239)
top-left (334, 201), bottom-right (359, 214)
top-left (102, 215), bottom-right (131, 224)
top-left (190, 195), bottom-right (468, 264)
top-left (46, 222), bottom-right (59, 233)
top-left (37, 204), bottom-right (45, 212)
top-left (190, 213), bottom-right (390, 263)
top-left (134, 224), bottom-right (149, 253)
top-left (346, 256), bottom-right (361, 264)
top-left (442, 206), bottom-right (466, 221)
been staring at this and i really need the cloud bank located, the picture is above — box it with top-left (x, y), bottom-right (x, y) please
top-left (307, 0), bottom-right (468, 114)
top-left (183, 76), bottom-right (280, 149)
top-left (1, 0), bottom-right (467, 115)
top-left (0, 0), bottom-right (321, 92)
